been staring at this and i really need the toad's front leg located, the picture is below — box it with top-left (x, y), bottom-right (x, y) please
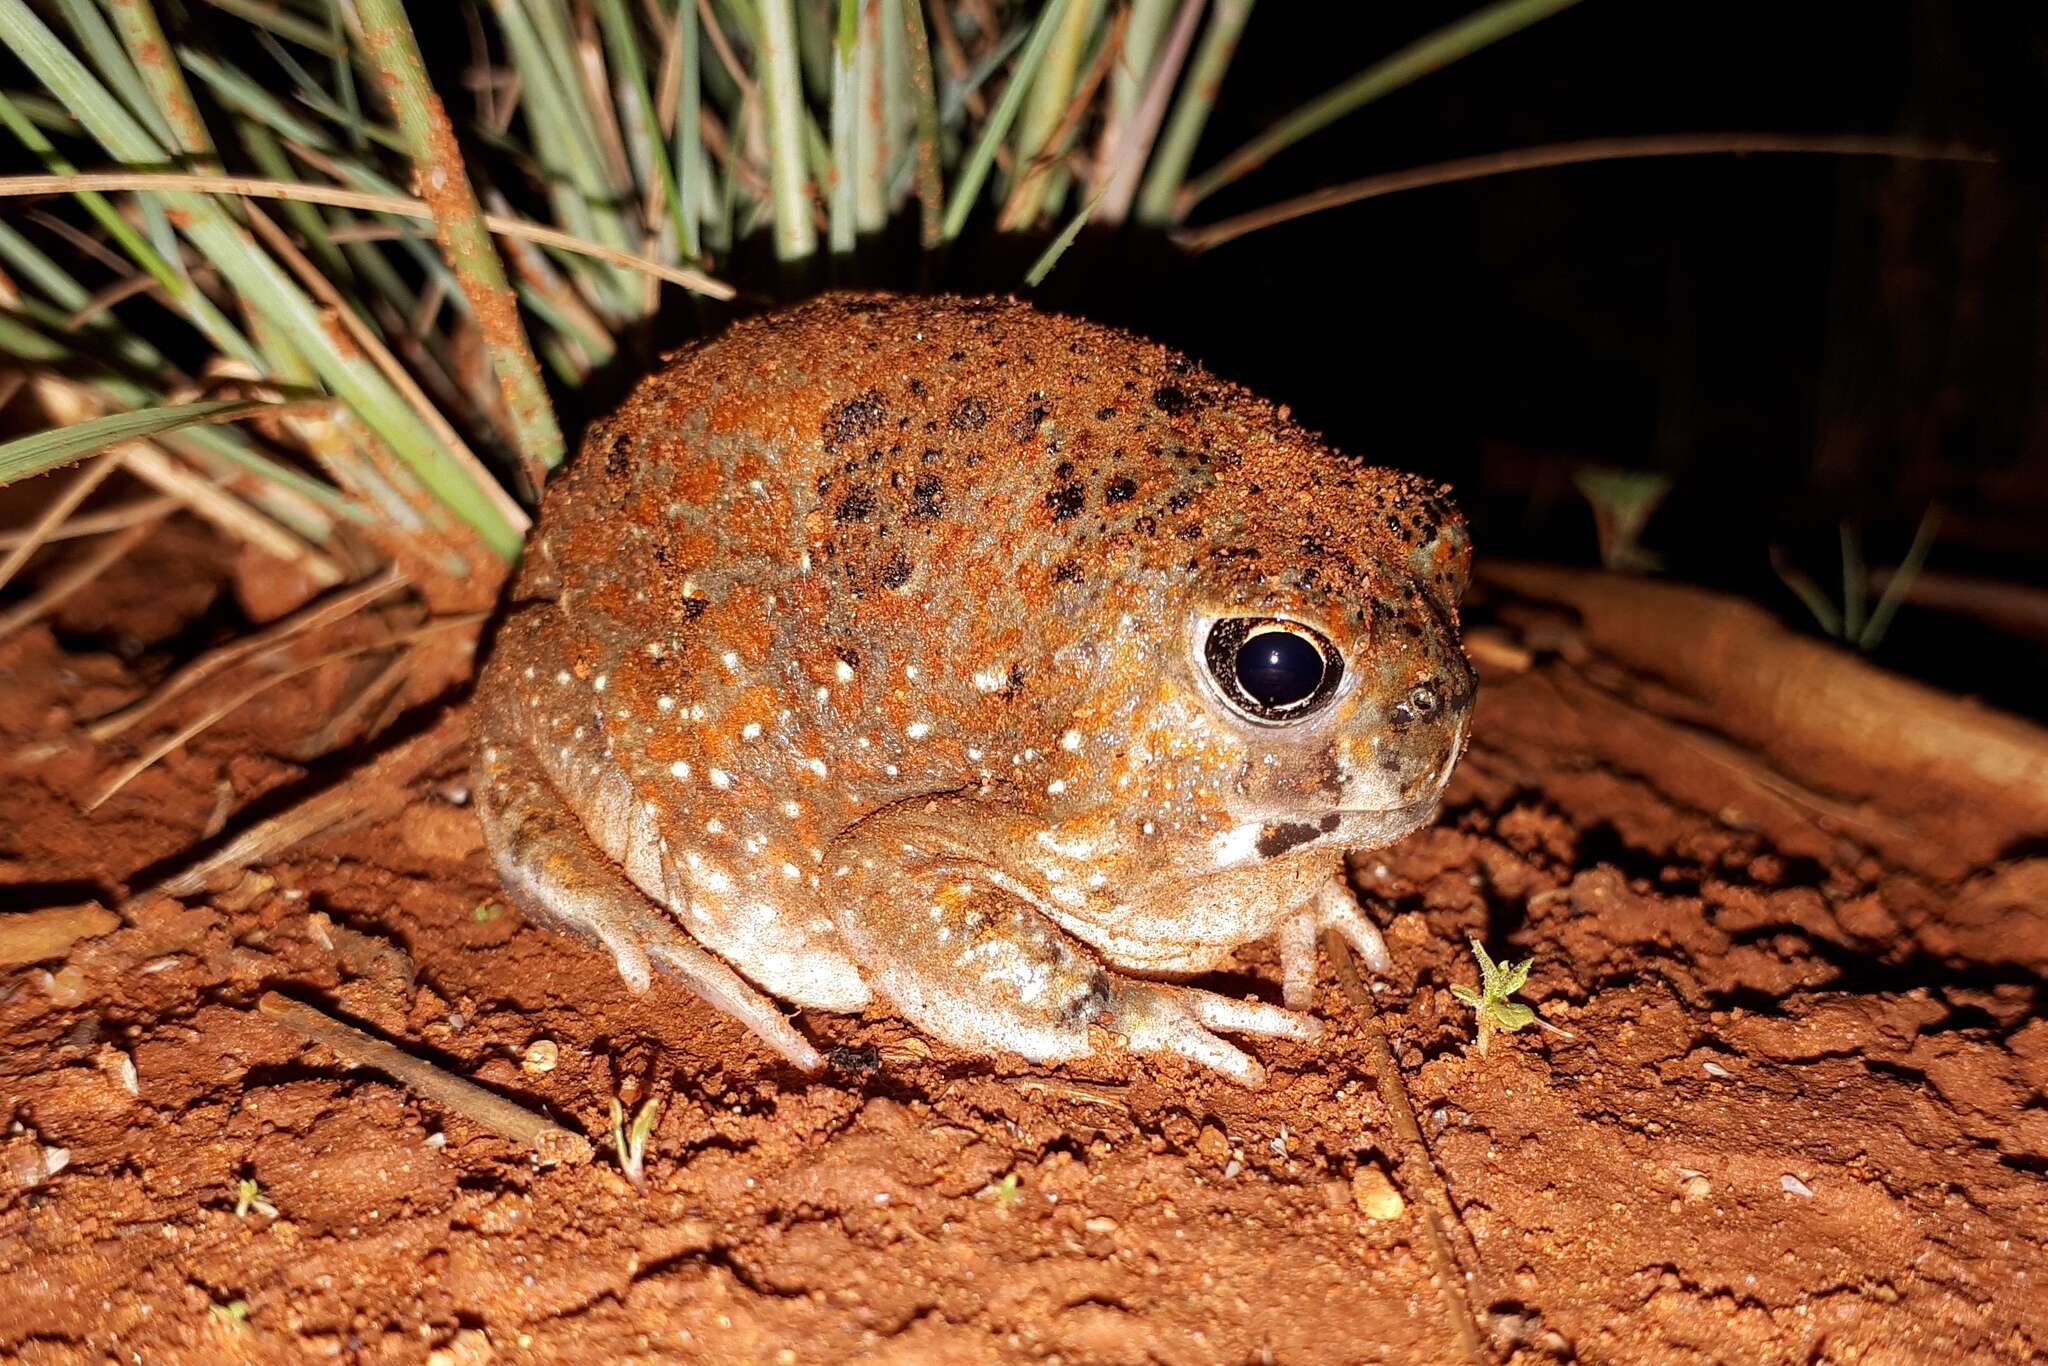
top-left (830, 801), bottom-right (1320, 1086)
top-left (1278, 879), bottom-right (1394, 1011)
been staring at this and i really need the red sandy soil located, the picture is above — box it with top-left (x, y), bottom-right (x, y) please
top-left (2, 519), bottom-right (2043, 1364)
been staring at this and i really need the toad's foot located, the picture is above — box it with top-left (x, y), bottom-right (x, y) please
top-left (474, 732), bottom-right (825, 1072)
top-left (1279, 879), bottom-right (1393, 1011)
top-left (830, 801), bottom-right (1319, 1087)
top-left (1103, 979), bottom-right (1322, 1087)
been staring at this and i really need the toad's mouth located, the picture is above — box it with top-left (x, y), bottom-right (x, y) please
top-left (1250, 804), bottom-right (1440, 860)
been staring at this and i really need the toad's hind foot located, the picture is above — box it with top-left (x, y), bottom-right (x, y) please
top-left (1107, 981), bottom-right (1323, 1088)
top-left (474, 736), bottom-right (825, 1071)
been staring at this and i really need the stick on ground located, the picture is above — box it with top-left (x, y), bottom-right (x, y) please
top-left (1328, 931), bottom-right (1489, 1365)
top-left (0, 903), bottom-right (120, 968)
top-left (257, 991), bottom-right (592, 1165)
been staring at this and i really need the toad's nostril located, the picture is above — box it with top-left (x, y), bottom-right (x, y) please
top-left (1389, 681), bottom-right (1442, 727)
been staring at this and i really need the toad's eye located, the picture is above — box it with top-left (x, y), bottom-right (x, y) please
top-left (1204, 618), bottom-right (1344, 723)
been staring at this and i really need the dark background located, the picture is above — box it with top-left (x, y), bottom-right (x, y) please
top-left (1001, 1), bottom-right (2046, 712)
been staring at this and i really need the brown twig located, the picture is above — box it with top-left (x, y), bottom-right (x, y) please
top-left (86, 612), bottom-right (484, 810)
top-left (86, 564), bottom-right (408, 742)
top-left (257, 991), bottom-right (592, 1164)
top-left (0, 903), bottom-right (120, 968)
top-left (0, 494), bottom-right (182, 550)
top-left (0, 455), bottom-right (124, 596)
top-left (1176, 133), bottom-right (2000, 252)
top-left (0, 172), bottom-right (734, 298)
top-left (1327, 931), bottom-right (1488, 1366)
top-left (146, 707), bottom-right (469, 900)
top-left (0, 516), bottom-right (165, 646)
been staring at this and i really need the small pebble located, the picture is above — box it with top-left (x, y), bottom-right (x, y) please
top-left (1084, 1216), bottom-right (1118, 1234)
top-left (1780, 1174), bottom-right (1814, 1198)
top-left (1352, 1164), bottom-right (1406, 1220)
top-left (521, 1039), bottom-right (560, 1074)
top-left (1702, 1061), bottom-right (1730, 1078)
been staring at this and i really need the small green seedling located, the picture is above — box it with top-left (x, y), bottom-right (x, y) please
top-left (1573, 466), bottom-right (1672, 572)
top-left (984, 1171), bottom-right (1023, 1207)
top-left (209, 1299), bottom-right (251, 1332)
top-left (609, 1095), bottom-right (662, 1192)
top-left (232, 1177), bottom-right (277, 1219)
top-left (472, 900), bottom-right (505, 922)
top-left (1450, 940), bottom-right (1567, 1056)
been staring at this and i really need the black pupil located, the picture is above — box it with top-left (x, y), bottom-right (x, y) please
top-left (1234, 632), bottom-right (1325, 709)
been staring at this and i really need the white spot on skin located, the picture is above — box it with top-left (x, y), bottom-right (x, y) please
top-left (721, 651), bottom-right (740, 674)
top-left (658, 696), bottom-right (676, 711)
top-left (593, 674), bottom-right (607, 692)
top-left (669, 760), bottom-right (691, 779)
top-left (1061, 729), bottom-right (1082, 751)
top-left (906, 721), bottom-right (930, 740)
top-left (806, 758), bottom-right (828, 778)
top-left (705, 818), bottom-right (724, 834)
top-left (905, 665), bottom-right (919, 681)
top-left (816, 686), bottom-right (830, 703)
top-left (782, 800), bottom-right (801, 817)
top-left (1210, 821), bottom-right (1264, 867)
top-left (710, 769), bottom-right (733, 789)
top-left (1035, 830), bottom-right (1095, 859)
top-left (973, 667), bottom-right (1006, 692)
top-left (1046, 779), bottom-right (1067, 795)
top-left (556, 670), bottom-right (571, 685)
top-left (782, 863), bottom-right (800, 879)
top-left (742, 722), bottom-right (762, 740)
top-left (835, 659), bottom-right (855, 683)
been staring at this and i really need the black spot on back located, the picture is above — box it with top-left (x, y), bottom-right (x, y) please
top-left (823, 390), bottom-right (887, 454)
top-left (835, 484), bottom-right (877, 522)
top-left (909, 472), bottom-right (946, 519)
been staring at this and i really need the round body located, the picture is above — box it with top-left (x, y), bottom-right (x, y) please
top-left (472, 293), bottom-right (1474, 1084)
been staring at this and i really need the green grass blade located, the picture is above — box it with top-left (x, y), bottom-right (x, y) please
top-left (1023, 183), bottom-right (1106, 286)
top-left (1838, 524), bottom-right (1867, 643)
top-left (0, 0), bottom-right (522, 558)
top-left (1177, 0), bottom-right (1584, 217)
top-left (1135, 0), bottom-right (1253, 224)
top-left (1859, 507), bottom-right (1942, 651)
top-left (1004, 0), bottom-right (1098, 228)
top-left (941, 0), bottom-right (1074, 241)
top-left (671, 0), bottom-right (704, 261)
top-left (596, 0), bottom-right (693, 261)
top-left (757, 0), bottom-right (819, 260)
top-left (829, 0), bottom-right (858, 254)
top-left (896, 0), bottom-right (942, 247)
top-left (198, 0), bottom-right (346, 56)
top-left (1769, 546), bottom-right (1844, 639)
top-left (355, 0), bottom-right (564, 489)
top-left (51, 0), bottom-right (173, 145)
top-left (0, 88), bottom-right (263, 371)
top-left (0, 399), bottom-right (303, 485)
